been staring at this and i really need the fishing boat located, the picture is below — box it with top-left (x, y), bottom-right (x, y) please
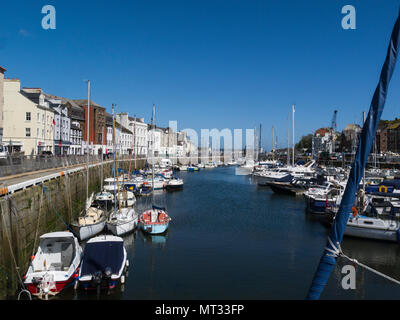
top-left (166, 177), bottom-right (184, 190)
top-left (140, 205), bottom-right (171, 235)
top-left (70, 193), bottom-right (107, 241)
top-left (24, 232), bottom-right (82, 300)
top-left (77, 235), bottom-right (129, 291)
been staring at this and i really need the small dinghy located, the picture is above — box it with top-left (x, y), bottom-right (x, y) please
top-left (78, 235), bottom-right (129, 292)
top-left (140, 205), bottom-right (171, 235)
top-left (107, 208), bottom-right (138, 236)
top-left (24, 232), bottom-right (82, 300)
top-left (166, 177), bottom-right (184, 191)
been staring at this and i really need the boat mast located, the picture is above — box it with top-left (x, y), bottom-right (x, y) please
top-left (152, 104), bottom-right (155, 196)
top-left (112, 104), bottom-right (121, 211)
top-left (86, 80), bottom-right (90, 209)
top-left (292, 104), bottom-right (295, 167)
top-left (363, 111), bottom-right (366, 192)
top-left (100, 124), bottom-right (104, 191)
top-left (134, 115), bottom-right (137, 171)
top-left (287, 115), bottom-right (290, 167)
top-left (272, 126), bottom-right (274, 161)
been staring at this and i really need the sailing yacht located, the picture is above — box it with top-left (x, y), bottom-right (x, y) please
top-left (139, 104), bottom-right (171, 235)
top-left (106, 104), bottom-right (138, 237)
top-left (70, 83), bottom-right (107, 241)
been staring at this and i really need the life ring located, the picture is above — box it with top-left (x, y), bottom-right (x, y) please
top-left (379, 185), bottom-right (388, 193)
top-left (352, 207), bottom-right (358, 217)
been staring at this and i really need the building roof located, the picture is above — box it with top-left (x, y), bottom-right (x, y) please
top-left (0, 66), bottom-right (6, 73)
top-left (314, 128), bottom-right (330, 137)
top-left (73, 99), bottom-right (104, 109)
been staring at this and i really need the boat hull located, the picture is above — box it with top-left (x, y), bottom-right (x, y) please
top-left (70, 220), bottom-right (106, 241)
top-left (25, 273), bottom-right (78, 298)
top-left (344, 224), bottom-right (398, 242)
top-left (107, 219), bottom-right (138, 236)
top-left (140, 222), bottom-right (169, 235)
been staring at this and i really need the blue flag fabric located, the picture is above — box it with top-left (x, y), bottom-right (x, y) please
top-left (306, 10), bottom-right (400, 300)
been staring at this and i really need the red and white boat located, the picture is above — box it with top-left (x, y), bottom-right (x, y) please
top-left (139, 206), bottom-right (171, 234)
top-left (24, 232), bottom-right (83, 300)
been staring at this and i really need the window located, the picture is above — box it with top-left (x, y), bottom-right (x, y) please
top-left (26, 112), bottom-right (31, 121)
top-left (37, 128), bottom-right (39, 137)
top-left (37, 113), bottom-right (40, 123)
top-left (26, 128), bottom-right (31, 137)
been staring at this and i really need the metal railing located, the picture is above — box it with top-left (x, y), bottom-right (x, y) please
top-left (0, 154), bottom-right (134, 178)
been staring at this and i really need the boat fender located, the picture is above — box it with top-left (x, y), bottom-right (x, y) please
top-left (352, 207), bottom-right (358, 218)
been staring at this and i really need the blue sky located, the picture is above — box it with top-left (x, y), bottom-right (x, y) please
top-left (1, 0), bottom-right (400, 150)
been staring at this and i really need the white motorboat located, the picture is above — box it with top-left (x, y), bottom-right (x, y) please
top-left (24, 232), bottom-right (82, 300)
top-left (235, 160), bottom-right (255, 175)
top-left (345, 215), bottom-right (400, 242)
top-left (166, 177), bottom-right (184, 190)
top-left (103, 177), bottom-right (123, 192)
top-left (78, 235), bottom-right (129, 291)
top-left (144, 178), bottom-right (166, 190)
top-left (179, 165), bottom-right (188, 171)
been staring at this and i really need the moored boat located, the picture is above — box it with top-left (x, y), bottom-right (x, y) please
top-left (107, 207), bottom-right (138, 236)
top-left (166, 177), bottom-right (184, 190)
top-left (24, 232), bottom-right (82, 300)
top-left (78, 235), bottom-right (129, 291)
top-left (140, 205), bottom-right (171, 235)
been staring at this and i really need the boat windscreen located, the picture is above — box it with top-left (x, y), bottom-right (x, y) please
top-left (80, 241), bottom-right (124, 276)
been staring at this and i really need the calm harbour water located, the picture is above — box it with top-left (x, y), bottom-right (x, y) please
top-left (62, 166), bottom-right (400, 300)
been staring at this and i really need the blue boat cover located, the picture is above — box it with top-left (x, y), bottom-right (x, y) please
top-left (307, 11), bottom-right (400, 300)
top-left (81, 241), bottom-right (125, 277)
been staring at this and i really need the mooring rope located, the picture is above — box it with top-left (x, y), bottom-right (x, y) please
top-left (32, 187), bottom-right (45, 257)
top-left (43, 186), bottom-right (78, 238)
top-left (0, 194), bottom-right (28, 293)
top-left (326, 237), bottom-right (400, 286)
